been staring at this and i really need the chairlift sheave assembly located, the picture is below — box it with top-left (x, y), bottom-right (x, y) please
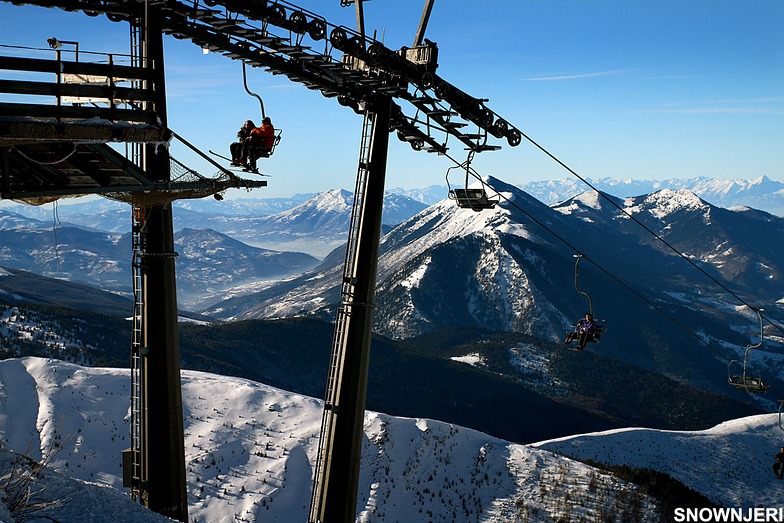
top-left (445, 151), bottom-right (498, 211)
top-left (727, 307), bottom-right (770, 393)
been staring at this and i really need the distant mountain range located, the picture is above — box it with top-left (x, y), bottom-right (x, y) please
top-left (390, 175), bottom-right (784, 215)
top-left (1, 189), bottom-right (426, 258)
top-left (0, 214), bottom-right (320, 309)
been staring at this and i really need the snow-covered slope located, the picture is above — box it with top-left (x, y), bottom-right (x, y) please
top-left (0, 357), bottom-right (675, 522)
top-left (0, 448), bottom-right (171, 522)
top-left (534, 414), bottom-right (784, 508)
top-left (205, 177), bottom-right (575, 341)
top-left (553, 187), bottom-right (784, 301)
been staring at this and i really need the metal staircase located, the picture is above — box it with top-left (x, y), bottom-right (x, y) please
top-left (309, 107), bottom-right (375, 522)
top-left (129, 204), bottom-right (146, 503)
top-left (0, 0), bottom-right (519, 160)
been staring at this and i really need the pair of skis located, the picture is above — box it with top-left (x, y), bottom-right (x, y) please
top-left (209, 150), bottom-right (269, 176)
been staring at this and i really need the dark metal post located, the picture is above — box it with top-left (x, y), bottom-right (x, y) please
top-left (1, 148), bottom-right (9, 198)
top-left (139, 5), bottom-right (188, 521)
top-left (354, 0), bottom-right (366, 38)
top-left (312, 95), bottom-right (392, 522)
top-left (413, 0), bottom-right (436, 47)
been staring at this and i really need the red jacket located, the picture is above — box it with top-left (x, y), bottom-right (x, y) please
top-left (251, 122), bottom-right (275, 150)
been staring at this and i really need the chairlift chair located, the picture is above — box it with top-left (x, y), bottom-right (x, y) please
top-left (727, 347), bottom-right (770, 393)
top-left (564, 255), bottom-right (607, 348)
top-left (727, 308), bottom-right (770, 393)
top-left (240, 61), bottom-right (283, 167)
top-left (249, 129), bottom-right (282, 159)
top-left (573, 254), bottom-right (607, 338)
top-left (449, 188), bottom-right (498, 210)
top-left (564, 321), bottom-right (607, 346)
top-left (445, 153), bottom-right (497, 211)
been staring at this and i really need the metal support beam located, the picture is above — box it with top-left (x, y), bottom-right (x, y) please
top-left (354, 0), bottom-right (366, 38)
top-left (413, 0), bottom-right (435, 47)
top-left (138, 6), bottom-right (188, 522)
top-left (1, 148), bottom-right (9, 198)
top-left (309, 94), bottom-right (392, 523)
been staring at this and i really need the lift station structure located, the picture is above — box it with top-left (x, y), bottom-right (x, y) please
top-left (0, 0), bottom-right (522, 521)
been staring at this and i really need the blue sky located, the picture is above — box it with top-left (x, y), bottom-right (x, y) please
top-left (1, 1), bottom-right (782, 198)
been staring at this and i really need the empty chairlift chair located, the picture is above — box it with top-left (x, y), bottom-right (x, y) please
top-left (445, 154), bottom-right (498, 211)
top-left (449, 187), bottom-right (498, 210)
top-left (727, 308), bottom-right (770, 393)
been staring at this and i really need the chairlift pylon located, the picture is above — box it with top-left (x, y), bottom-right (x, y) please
top-left (728, 307), bottom-right (770, 393)
top-left (445, 151), bottom-right (497, 211)
top-left (778, 400), bottom-right (784, 432)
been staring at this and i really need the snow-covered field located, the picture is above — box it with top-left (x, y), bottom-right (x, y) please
top-left (534, 414), bottom-right (784, 508)
top-left (0, 357), bottom-right (781, 522)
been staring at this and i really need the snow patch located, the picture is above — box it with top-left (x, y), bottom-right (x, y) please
top-left (450, 353), bottom-right (485, 367)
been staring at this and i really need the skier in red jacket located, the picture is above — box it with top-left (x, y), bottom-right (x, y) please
top-left (240, 117), bottom-right (275, 171)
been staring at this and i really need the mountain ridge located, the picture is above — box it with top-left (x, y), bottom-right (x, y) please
top-left (389, 175), bottom-right (784, 216)
top-left (200, 178), bottom-right (784, 410)
top-left (3, 357), bottom-right (776, 522)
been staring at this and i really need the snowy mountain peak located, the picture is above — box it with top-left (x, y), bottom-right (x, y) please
top-left (551, 190), bottom-right (624, 218)
top-left (626, 189), bottom-right (709, 219)
top-left (382, 177), bottom-right (540, 268)
top-left (519, 176), bottom-right (784, 215)
top-left (279, 188), bottom-right (351, 218)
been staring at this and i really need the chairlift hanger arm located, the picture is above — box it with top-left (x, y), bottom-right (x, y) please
top-left (574, 254), bottom-right (594, 317)
top-left (242, 61), bottom-right (265, 120)
top-left (727, 307), bottom-right (770, 394)
top-left (779, 400), bottom-right (784, 431)
top-left (413, 0), bottom-right (436, 47)
top-left (747, 306), bottom-right (765, 350)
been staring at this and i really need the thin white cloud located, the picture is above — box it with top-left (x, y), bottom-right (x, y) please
top-left (523, 69), bottom-right (633, 81)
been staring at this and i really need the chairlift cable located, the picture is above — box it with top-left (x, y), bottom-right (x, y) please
top-left (442, 142), bottom-right (784, 399)
top-left (469, 162), bottom-right (784, 401)
top-left (495, 129), bottom-right (784, 397)
top-left (438, 149), bottom-right (737, 366)
top-left (509, 127), bottom-right (784, 340)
